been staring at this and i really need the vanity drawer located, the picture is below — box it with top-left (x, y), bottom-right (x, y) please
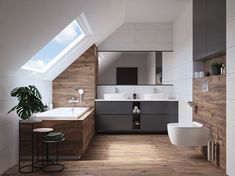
top-left (140, 115), bottom-right (178, 132)
top-left (140, 101), bottom-right (178, 115)
top-left (96, 101), bottom-right (132, 114)
top-left (96, 115), bottom-right (132, 132)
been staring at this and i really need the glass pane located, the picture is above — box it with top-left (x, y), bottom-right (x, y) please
top-left (23, 20), bottom-right (83, 71)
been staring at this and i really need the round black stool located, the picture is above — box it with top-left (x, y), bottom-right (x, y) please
top-left (33, 128), bottom-right (54, 168)
top-left (42, 136), bottom-right (65, 172)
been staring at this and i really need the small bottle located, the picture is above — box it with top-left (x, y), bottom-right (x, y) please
top-left (222, 64), bottom-right (226, 75)
top-left (133, 92), bottom-right (137, 99)
top-left (220, 64), bottom-right (226, 75)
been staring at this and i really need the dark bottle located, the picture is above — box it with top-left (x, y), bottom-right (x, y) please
top-left (133, 92), bottom-right (137, 99)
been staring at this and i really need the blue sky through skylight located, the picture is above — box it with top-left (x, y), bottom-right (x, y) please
top-left (22, 20), bottom-right (84, 72)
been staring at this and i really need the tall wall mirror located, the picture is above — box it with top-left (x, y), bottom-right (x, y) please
top-left (98, 51), bottom-right (162, 85)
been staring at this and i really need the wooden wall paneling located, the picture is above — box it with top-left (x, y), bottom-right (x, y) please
top-left (20, 109), bottom-right (95, 159)
top-left (193, 75), bottom-right (226, 169)
top-left (53, 45), bottom-right (97, 108)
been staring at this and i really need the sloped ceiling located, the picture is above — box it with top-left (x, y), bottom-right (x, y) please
top-left (0, 0), bottom-right (189, 80)
top-left (0, 0), bottom-right (125, 78)
top-left (124, 0), bottom-right (189, 23)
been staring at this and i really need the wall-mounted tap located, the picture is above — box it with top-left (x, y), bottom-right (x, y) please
top-left (68, 96), bottom-right (79, 103)
top-left (78, 89), bottom-right (84, 107)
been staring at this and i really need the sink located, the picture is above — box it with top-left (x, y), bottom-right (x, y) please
top-left (104, 93), bottom-right (128, 100)
top-left (143, 93), bottom-right (168, 100)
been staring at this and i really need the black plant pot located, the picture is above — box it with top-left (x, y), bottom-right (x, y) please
top-left (211, 66), bottom-right (221, 75)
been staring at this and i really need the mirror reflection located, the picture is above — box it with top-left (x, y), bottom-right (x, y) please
top-left (98, 51), bottom-right (162, 85)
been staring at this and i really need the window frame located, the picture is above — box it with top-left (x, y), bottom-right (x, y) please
top-left (21, 18), bottom-right (86, 73)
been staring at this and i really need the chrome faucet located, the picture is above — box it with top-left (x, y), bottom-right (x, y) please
top-left (68, 96), bottom-right (79, 103)
top-left (78, 89), bottom-right (84, 107)
top-left (115, 87), bottom-right (119, 93)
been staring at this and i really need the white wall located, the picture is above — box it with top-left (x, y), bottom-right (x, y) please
top-left (226, 0), bottom-right (235, 175)
top-left (0, 75), bottom-right (52, 174)
top-left (162, 1), bottom-right (193, 123)
top-left (97, 85), bottom-right (174, 99)
top-left (98, 23), bottom-right (173, 51)
top-left (98, 52), bottom-right (156, 84)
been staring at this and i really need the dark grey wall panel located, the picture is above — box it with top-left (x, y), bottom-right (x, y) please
top-left (206, 0), bottom-right (226, 56)
top-left (193, 0), bottom-right (207, 60)
top-left (193, 0), bottom-right (226, 60)
top-left (96, 101), bottom-right (132, 114)
top-left (140, 101), bottom-right (178, 115)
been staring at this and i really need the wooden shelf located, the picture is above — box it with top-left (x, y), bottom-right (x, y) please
top-left (193, 74), bottom-right (226, 80)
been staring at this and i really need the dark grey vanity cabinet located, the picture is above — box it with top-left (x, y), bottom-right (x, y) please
top-left (95, 101), bottom-right (178, 132)
top-left (140, 102), bottom-right (178, 132)
top-left (193, 0), bottom-right (226, 60)
top-left (96, 115), bottom-right (132, 131)
top-left (96, 101), bottom-right (133, 132)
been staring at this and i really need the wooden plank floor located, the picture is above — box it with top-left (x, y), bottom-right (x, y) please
top-left (3, 134), bottom-right (226, 176)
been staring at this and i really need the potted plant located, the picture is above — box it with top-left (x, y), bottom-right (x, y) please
top-left (8, 85), bottom-right (44, 121)
top-left (211, 63), bottom-right (222, 75)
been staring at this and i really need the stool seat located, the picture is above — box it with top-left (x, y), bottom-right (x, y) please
top-left (33, 128), bottom-right (54, 133)
top-left (43, 138), bottom-right (65, 143)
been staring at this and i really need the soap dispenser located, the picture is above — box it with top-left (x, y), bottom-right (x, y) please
top-left (133, 92), bottom-right (137, 99)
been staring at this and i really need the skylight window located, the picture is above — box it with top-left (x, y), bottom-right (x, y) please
top-left (22, 19), bottom-right (85, 72)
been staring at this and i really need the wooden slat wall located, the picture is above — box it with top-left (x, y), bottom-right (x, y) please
top-left (53, 45), bottom-right (97, 108)
top-left (193, 75), bottom-right (226, 169)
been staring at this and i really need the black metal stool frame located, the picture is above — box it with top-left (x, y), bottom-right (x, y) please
top-left (42, 138), bottom-right (65, 172)
top-left (19, 122), bottom-right (41, 173)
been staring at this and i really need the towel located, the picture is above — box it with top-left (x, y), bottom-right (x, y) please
top-left (43, 132), bottom-right (64, 141)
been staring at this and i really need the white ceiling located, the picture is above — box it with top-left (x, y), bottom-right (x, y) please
top-left (124, 0), bottom-right (190, 23)
top-left (0, 0), bottom-right (190, 80)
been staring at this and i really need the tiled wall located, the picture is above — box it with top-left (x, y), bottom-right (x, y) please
top-left (226, 0), bottom-right (235, 175)
top-left (0, 75), bottom-right (52, 175)
top-left (97, 85), bottom-right (174, 99)
top-left (98, 23), bottom-right (173, 51)
top-left (162, 1), bottom-right (193, 123)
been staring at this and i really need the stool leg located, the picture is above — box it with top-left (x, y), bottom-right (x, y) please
top-left (46, 143), bottom-right (49, 165)
top-left (32, 125), bottom-right (34, 172)
top-left (42, 142), bottom-right (44, 168)
top-left (56, 142), bottom-right (58, 164)
top-left (37, 133), bottom-right (39, 161)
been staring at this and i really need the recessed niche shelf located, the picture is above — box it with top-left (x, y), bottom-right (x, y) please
top-left (193, 74), bottom-right (226, 80)
top-left (194, 54), bottom-right (226, 78)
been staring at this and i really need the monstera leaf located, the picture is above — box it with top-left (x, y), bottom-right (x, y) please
top-left (8, 85), bottom-right (44, 120)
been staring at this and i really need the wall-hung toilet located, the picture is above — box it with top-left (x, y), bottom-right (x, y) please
top-left (167, 121), bottom-right (210, 146)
